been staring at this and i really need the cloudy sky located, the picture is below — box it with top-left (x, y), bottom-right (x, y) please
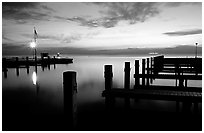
top-left (2, 2), bottom-right (202, 51)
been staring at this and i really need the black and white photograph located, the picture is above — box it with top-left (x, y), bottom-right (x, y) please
top-left (2, 1), bottom-right (202, 131)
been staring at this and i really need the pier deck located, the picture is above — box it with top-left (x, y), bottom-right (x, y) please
top-left (2, 57), bottom-right (73, 68)
top-left (102, 56), bottom-right (202, 112)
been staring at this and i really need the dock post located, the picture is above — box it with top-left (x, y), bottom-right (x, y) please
top-left (3, 58), bottom-right (8, 78)
top-left (150, 57), bottom-right (153, 84)
top-left (124, 62), bottom-right (130, 89)
top-left (104, 65), bottom-right (114, 109)
top-left (41, 56), bottom-right (44, 66)
top-left (134, 60), bottom-right (139, 88)
top-left (63, 71), bottom-right (77, 129)
top-left (48, 56), bottom-right (50, 70)
top-left (53, 56), bottom-right (56, 69)
top-left (142, 59), bottom-right (145, 86)
top-left (16, 57), bottom-right (19, 76)
top-left (26, 57), bottom-right (29, 74)
top-left (146, 58), bottom-right (150, 86)
top-left (124, 62), bottom-right (130, 109)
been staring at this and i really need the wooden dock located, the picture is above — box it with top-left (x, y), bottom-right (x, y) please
top-left (2, 56), bottom-right (73, 68)
top-left (2, 56), bottom-right (73, 78)
top-left (102, 55), bottom-right (202, 112)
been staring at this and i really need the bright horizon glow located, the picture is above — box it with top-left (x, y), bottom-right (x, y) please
top-left (2, 2), bottom-right (202, 51)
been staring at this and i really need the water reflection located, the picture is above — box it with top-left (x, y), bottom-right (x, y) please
top-left (32, 71), bottom-right (37, 85)
top-left (2, 55), bottom-right (202, 130)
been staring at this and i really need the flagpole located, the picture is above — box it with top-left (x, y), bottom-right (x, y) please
top-left (34, 27), bottom-right (37, 63)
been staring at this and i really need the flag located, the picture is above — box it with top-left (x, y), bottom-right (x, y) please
top-left (34, 27), bottom-right (38, 41)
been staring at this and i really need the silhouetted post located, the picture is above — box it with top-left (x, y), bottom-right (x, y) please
top-left (41, 56), bottom-right (44, 66)
top-left (134, 60), bottom-right (139, 88)
top-left (104, 65), bottom-right (114, 109)
top-left (26, 57), bottom-right (29, 74)
top-left (150, 57), bottom-right (153, 84)
top-left (146, 58), bottom-right (150, 86)
top-left (53, 56), bottom-right (56, 69)
top-left (124, 62), bottom-right (130, 89)
top-left (63, 71), bottom-right (77, 129)
top-left (124, 62), bottom-right (130, 109)
top-left (195, 42), bottom-right (198, 58)
top-left (175, 63), bottom-right (179, 87)
top-left (105, 65), bottom-right (113, 91)
top-left (16, 57), bottom-right (19, 76)
top-left (41, 65), bottom-right (45, 71)
top-left (179, 77), bottom-right (184, 88)
top-left (48, 56), bottom-right (50, 70)
top-left (142, 59), bottom-right (145, 86)
top-left (3, 58), bottom-right (8, 78)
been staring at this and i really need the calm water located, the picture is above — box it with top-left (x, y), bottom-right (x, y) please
top-left (2, 55), bottom-right (202, 130)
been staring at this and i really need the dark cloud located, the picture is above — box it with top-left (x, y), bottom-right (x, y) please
top-left (2, 2), bottom-right (54, 24)
top-left (67, 2), bottom-right (160, 28)
top-left (163, 29), bottom-right (202, 36)
top-left (68, 2), bottom-right (201, 28)
top-left (164, 2), bottom-right (201, 7)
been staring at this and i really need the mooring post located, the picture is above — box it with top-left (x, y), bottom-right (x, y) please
top-left (175, 63), bottom-right (179, 87)
top-left (63, 71), bottom-right (77, 129)
top-left (104, 65), bottom-right (115, 109)
top-left (26, 57), bottom-right (29, 74)
top-left (3, 58), bottom-right (8, 78)
top-left (16, 57), bottom-right (19, 76)
top-left (53, 56), bottom-right (56, 69)
top-left (142, 59), bottom-right (145, 86)
top-left (134, 60), bottom-right (139, 88)
top-left (41, 56), bottom-right (44, 66)
top-left (48, 56), bottom-right (50, 70)
top-left (150, 57), bottom-right (153, 84)
top-left (124, 62), bottom-right (130, 109)
top-left (105, 65), bottom-right (113, 91)
top-left (146, 58), bottom-right (150, 86)
top-left (124, 62), bottom-right (130, 89)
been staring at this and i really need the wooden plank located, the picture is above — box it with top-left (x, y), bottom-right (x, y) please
top-left (138, 74), bottom-right (202, 80)
top-left (102, 88), bottom-right (202, 102)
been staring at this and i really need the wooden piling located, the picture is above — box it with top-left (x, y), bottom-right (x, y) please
top-left (124, 62), bottom-right (130, 109)
top-left (146, 58), bottom-right (150, 86)
top-left (104, 65), bottom-right (115, 109)
top-left (124, 62), bottom-right (130, 89)
top-left (134, 60), bottom-right (139, 88)
top-left (16, 57), bottom-right (19, 76)
top-left (26, 57), bottom-right (29, 74)
top-left (53, 56), bottom-right (56, 69)
top-left (48, 56), bottom-right (50, 70)
top-left (3, 58), bottom-right (8, 78)
top-left (150, 57), bottom-right (153, 84)
top-left (104, 65), bottom-right (113, 91)
top-left (142, 59), bottom-right (145, 86)
top-left (63, 71), bottom-right (77, 129)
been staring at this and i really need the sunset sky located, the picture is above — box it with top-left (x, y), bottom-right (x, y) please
top-left (2, 2), bottom-right (202, 51)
